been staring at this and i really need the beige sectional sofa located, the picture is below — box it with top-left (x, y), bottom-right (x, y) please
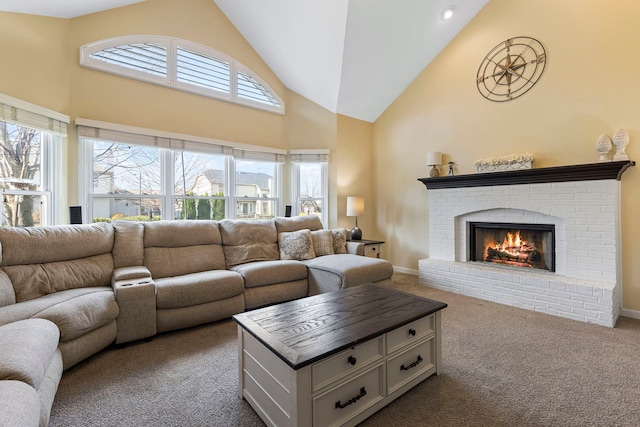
top-left (0, 215), bottom-right (393, 426)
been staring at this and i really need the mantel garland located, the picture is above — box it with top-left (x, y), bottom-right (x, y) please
top-left (474, 153), bottom-right (536, 172)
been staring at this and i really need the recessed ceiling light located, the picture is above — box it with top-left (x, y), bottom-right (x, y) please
top-left (441, 6), bottom-right (455, 21)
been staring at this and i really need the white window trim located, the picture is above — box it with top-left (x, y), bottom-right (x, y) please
top-left (80, 35), bottom-right (284, 115)
top-left (291, 149), bottom-right (328, 226)
top-left (0, 93), bottom-right (68, 226)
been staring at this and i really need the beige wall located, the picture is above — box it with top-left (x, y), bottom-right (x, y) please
top-left (373, 0), bottom-right (640, 310)
top-left (336, 115), bottom-right (375, 236)
top-left (0, 13), bottom-right (70, 111)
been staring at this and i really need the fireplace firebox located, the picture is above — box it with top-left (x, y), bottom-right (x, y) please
top-left (469, 222), bottom-right (555, 272)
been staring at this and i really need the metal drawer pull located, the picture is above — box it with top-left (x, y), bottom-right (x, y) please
top-left (408, 328), bottom-right (416, 336)
top-left (400, 355), bottom-right (423, 371)
top-left (348, 355), bottom-right (357, 366)
top-left (335, 387), bottom-right (367, 409)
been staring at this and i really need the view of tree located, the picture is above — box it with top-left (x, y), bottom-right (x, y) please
top-left (212, 192), bottom-right (225, 220)
top-left (197, 195), bottom-right (211, 219)
top-left (0, 122), bottom-right (41, 226)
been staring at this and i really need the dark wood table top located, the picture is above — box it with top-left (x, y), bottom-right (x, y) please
top-left (233, 283), bottom-right (447, 369)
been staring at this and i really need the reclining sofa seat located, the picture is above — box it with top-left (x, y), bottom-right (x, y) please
top-left (139, 220), bottom-right (245, 333)
top-left (272, 216), bottom-right (394, 294)
top-left (218, 219), bottom-right (309, 309)
top-left (0, 223), bottom-right (119, 370)
top-left (0, 318), bottom-right (62, 427)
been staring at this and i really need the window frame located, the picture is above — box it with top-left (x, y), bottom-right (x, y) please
top-left (78, 119), bottom-right (286, 223)
top-left (0, 94), bottom-right (67, 227)
top-left (291, 150), bottom-right (329, 227)
top-left (80, 35), bottom-right (285, 115)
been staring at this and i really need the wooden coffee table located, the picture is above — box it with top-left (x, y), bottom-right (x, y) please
top-left (233, 283), bottom-right (447, 427)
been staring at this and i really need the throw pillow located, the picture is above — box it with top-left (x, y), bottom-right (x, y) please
top-left (311, 230), bottom-right (335, 257)
top-left (332, 228), bottom-right (348, 254)
top-left (278, 229), bottom-right (316, 260)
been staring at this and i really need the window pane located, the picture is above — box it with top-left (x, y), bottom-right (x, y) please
top-left (296, 199), bottom-right (322, 217)
top-left (93, 141), bottom-right (160, 196)
top-left (175, 197), bottom-right (225, 220)
top-left (298, 163), bottom-right (322, 198)
top-left (236, 160), bottom-right (275, 198)
top-left (236, 199), bottom-right (275, 220)
top-left (90, 43), bottom-right (167, 77)
top-left (92, 197), bottom-right (161, 222)
top-left (0, 122), bottom-right (42, 192)
top-left (177, 47), bottom-right (230, 93)
top-left (2, 194), bottom-right (42, 227)
top-left (237, 70), bottom-right (280, 106)
top-left (175, 152), bottom-right (226, 197)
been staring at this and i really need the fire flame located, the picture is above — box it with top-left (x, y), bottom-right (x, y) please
top-left (492, 231), bottom-right (531, 258)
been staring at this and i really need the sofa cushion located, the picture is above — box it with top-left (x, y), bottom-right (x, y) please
top-left (144, 245), bottom-right (226, 279)
top-left (0, 223), bottom-right (114, 267)
top-left (0, 318), bottom-right (59, 390)
top-left (274, 215), bottom-right (323, 233)
top-left (0, 380), bottom-right (41, 427)
top-left (112, 220), bottom-right (144, 268)
top-left (35, 288), bottom-right (119, 342)
top-left (279, 230), bottom-right (316, 260)
top-left (2, 254), bottom-right (114, 303)
top-left (231, 260), bottom-right (308, 288)
top-left (143, 220), bottom-right (222, 248)
top-left (332, 229), bottom-right (348, 254)
top-left (0, 288), bottom-right (111, 328)
top-left (142, 221), bottom-right (226, 278)
top-left (155, 270), bottom-right (244, 309)
top-left (303, 254), bottom-right (394, 287)
top-left (0, 270), bottom-right (15, 307)
top-left (219, 220), bottom-right (279, 267)
top-left (311, 230), bottom-right (335, 256)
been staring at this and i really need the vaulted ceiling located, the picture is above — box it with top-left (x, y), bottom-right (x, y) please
top-left (0, 0), bottom-right (490, 122)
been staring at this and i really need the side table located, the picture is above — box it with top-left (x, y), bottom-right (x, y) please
top-left (355, 239), bottom-right (385, 258)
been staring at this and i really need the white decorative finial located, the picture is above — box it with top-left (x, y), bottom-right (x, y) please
top-left (595, 135), bottom-right (612, 162)
top-left (612, 129), bottom-right (630, 161)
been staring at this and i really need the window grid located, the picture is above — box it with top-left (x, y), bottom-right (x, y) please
top-left (83, 138), bottom-right (283, 222)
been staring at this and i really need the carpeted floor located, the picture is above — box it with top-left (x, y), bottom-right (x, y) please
top-left (49, 274), bottom-right (640, 426)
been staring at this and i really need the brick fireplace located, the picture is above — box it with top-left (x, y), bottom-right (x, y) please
top-left (418, 161), bottom-right (634, 327)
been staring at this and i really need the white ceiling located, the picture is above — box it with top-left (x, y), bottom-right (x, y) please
top-left (0, 0), bottom-right (490, 122)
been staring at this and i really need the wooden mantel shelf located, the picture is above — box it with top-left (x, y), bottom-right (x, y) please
top-left (418, 161), bottom-right (635, 190)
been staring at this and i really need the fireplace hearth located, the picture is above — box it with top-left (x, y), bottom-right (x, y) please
top-left (469, 222), bottom-right (555, 272)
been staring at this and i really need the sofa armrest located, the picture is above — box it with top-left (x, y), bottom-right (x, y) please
top-left (112, 267), bottom-right (156, 344)
top-left (112, 266), bottom-right (152, 284)
top-left (346, 241), bottom-right (364, 256)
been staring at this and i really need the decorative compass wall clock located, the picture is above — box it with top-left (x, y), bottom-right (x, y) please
top-left (476, 36), bottom-right (547, 102)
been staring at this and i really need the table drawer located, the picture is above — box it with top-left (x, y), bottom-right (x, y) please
top-left (364, 244), bottom-right (381, 257)
top-left (312, 336), bottom-right (384, 391)
top-left (386, 314), bottom-right (434, 354)
top-left (387, 337), bottom-right (435, 394)
top-left (313, 362), bottom-right (385, 427)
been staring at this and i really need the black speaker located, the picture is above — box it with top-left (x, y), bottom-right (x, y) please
top-left (285, 205), bottom-right (292, 217)
top-left (69, 206), bottom-right (82, 224)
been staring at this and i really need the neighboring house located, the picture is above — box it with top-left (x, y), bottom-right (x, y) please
top-left (93, 167), bottom-right (142, 219)
top-left (191, 169), bottom-right (274, 219)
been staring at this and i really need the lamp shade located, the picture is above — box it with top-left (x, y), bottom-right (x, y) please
top-left (426, 151), bottom-right (442, 166)
top-left (346, 196), bottom-right (365, 217)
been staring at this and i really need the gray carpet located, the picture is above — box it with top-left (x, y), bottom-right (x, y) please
top-left (49, 276), bottom-right (640, 426)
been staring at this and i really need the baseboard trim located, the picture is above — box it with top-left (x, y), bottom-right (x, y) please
top-left (620, 308), bottom-right (640, 320)
top-left (392, 266), bottom-right (418, 276)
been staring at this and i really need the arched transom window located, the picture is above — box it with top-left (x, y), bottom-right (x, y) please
top-left (80, 36), bottom-right (284, 114)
